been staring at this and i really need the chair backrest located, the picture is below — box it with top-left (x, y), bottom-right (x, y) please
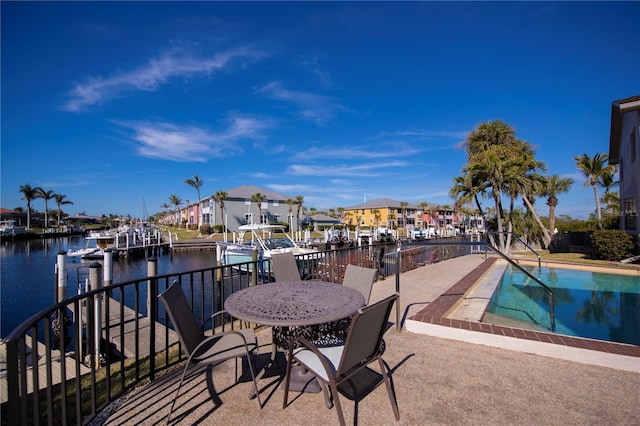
top-left (337, 293), bottom-right (398, 377)
top-left (270, 252), bottom-right (302, 282)
top-left (342, 264), bottom-right (377, 303)
top-left (158, 282), bottom-right (204, 356)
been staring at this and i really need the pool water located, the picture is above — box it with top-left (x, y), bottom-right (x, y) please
top-left (486, 265), bottom-right (640, 346)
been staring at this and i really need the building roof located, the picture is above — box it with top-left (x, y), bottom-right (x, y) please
top-left (344, 197), bottom-right (435, 210)
top-left (305, 214), bottom-right (340, 223)
top-left (224, 185), bottom-right (292, 202)
top-left (609, 94), bottom-right (640, 165)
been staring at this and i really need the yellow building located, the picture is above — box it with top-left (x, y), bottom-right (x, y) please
top-left (343, 198), bottom-right (429, 230)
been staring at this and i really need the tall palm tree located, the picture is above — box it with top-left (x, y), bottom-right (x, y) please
top-left (160, 203), bottom-right (170, 225)
top-left (459, 120), bottom-right (549, 254)
top-left (19, 183), bottom-right (41, 229)
top-left (418, 202), bottom-right (429, 229)
top-left (251, 192), bottom-right (266, 224)
top-left (598, 166), bottom-right (618, 199)
top-left (184, 174), bottom-right (203, 227)
top-left (215, 190), bottom-right (228, 231)
top-left (54, 194), bottom-right (73, 226)
top-left (286, 198), bottom-right (296, 231)
top-left (36, 188), bottom-right (55, 228)
top-left (168, 194), bottom-right (182, 226)
top-left (574, 153), bottom-right (614, 228)
top-left (296, 195), bottom-right (304, 231)
top-left (542, 175), bottom-right (574, 234)
top-left (400, 201), bottom-right (408, 229)
top-left (372, 209), bottom-right (381, 228)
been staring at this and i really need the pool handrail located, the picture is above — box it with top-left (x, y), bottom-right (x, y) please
top-left (394, 241), bottom-right (555, 333)
top-left (488, 231), bottom-right (542, 273)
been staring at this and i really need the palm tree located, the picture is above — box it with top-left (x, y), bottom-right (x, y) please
top-left (286, 198), bottom-right (296, 232)
top-left (400, 201), bottom-right (408, 229)
top-left (598, 166), bottom-right (618, 199)
top-left (54, 194), bottom-right (73, 226)
top-left (19, 183), bottom-right (41, 229)
top-left (184, 174), bottom-right (203, 227)
top-left (36, 188), bottom-right (56, 228)
top-left (168, 194), bottom-right (182, 226)
top-left (344, 212), bottom-right (353, 228)
top-left (251, 193), bottom-right (266, 224)
top-left (296, 195), bottom-right (304, 231)
top-left (574, 153), bottom-right (614, 228)
top-left (542, 175), bottom-right (574, 234)
top-left (458, 120), bottom-right (550, 254)
top-left (418, 202), bottom-right (429, 229)
top-left (215, 190), bottom-right (228, 231)
top-left (372, 209), bottom-right (381, 228)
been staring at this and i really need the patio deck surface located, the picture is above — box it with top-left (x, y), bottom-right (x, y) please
top-left (97, 255), bottom-right (640, 425)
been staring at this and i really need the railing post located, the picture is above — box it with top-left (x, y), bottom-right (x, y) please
top-left (147, 257), bottom-right (158, 379)
top-left (395, 246), bottom-right (402, 332)
top-left (6, 338), bottom-right (20, 425)
top-left (89, 262), bottom-right (103, 368)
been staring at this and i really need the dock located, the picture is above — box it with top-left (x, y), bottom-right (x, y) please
top-left (0, 298), bottom-right (178, 404)
top-left (0, 340), bottom-right (91, 404)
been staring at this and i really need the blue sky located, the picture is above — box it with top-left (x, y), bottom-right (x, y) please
top-left (2, 2), bottom-right (638, 220)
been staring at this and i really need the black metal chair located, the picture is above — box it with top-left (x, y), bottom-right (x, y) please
top-left (158, 282), bottom-right (262, 424)
top-left (283, 293), bottom-right (400, 426)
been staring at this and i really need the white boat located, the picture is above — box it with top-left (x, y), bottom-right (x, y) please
top-left (69, 223), bottom-right (161, 259)
top-left (0, 220), bottom-right (26, 236)
top-left (67, 246), bottom-right (100, 258)
top-left (217, 224), bottom-right (321, 272)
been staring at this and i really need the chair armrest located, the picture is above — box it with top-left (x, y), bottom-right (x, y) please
top-left (203, 310), bottom-right (252, 334)
top-left (287, 336), bottom-right (338, 379)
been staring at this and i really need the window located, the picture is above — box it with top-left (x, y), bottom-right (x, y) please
top-left (624, 198), bottom-right (637, 230)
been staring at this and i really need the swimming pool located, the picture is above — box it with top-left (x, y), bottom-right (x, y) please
top-left (485, 265), bottom-right (640, 346)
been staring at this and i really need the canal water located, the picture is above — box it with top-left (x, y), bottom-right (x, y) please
top-left (1, 235), bottom-right (217, 337)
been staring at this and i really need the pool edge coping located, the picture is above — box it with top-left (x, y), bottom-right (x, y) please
top-left (407, 257), bottom-right (640, 372)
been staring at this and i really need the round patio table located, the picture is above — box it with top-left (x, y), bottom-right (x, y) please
top-left (224, 280), bottom-right (365, 327)
top-left (224, 280), bottom-right (365, 395)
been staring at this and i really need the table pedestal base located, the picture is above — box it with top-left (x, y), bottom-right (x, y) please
top-left (283, 365), bottom-right (322, 393)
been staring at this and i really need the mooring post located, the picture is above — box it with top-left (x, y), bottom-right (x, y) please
top-left (56, 251), bottom-right (67, 305)
top-left (89, 262), bottom-right (103, 368)
top-left (251, 248), bottom-right (258, 287)
top-left (147, 257), bottom-right (158, 313)
top-left (103, 249), bottom-right (113, 286)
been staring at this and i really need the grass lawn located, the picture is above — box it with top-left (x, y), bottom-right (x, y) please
top-left (513, 249), bottom-right (640, 270)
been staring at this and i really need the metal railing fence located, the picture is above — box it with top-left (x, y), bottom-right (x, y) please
top-left (3, 237), bottom-right (553, 425)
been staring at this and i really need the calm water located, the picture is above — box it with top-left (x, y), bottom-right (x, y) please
top-left (0, 235), bottom-right (217, 337)
top-left (487, 265), bottom-right (640, 345)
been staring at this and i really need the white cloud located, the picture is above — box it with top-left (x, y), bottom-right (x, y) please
top-left (115, 115), bottom-right (273, 162)
top-left (267, 184), bottom-right (316, 193)
top-left (258, 81), bottom-right (348, 125)
top-left (292, 143), bottom-right (420, 161)
top-left (287, 161), bottom-right (407, 177)
top-left (63, 46), bottom-right (267, 112)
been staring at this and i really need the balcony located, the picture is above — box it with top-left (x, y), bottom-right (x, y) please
top-left (3, 244), bottom-right (639, 425)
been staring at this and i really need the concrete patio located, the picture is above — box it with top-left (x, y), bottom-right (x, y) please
top-left (98, 255), bottom-right (640, 425)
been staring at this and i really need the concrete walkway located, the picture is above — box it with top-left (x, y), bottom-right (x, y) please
top-left (99, 255), bottom-right (640, 425)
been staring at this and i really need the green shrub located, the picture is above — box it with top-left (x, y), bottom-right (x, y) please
top-left (199, 224), bottom-right (212, 235)
top-left (213, 224), bottom-right (224, 233)
top-left (590, 230), bottom-right (634, 261)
